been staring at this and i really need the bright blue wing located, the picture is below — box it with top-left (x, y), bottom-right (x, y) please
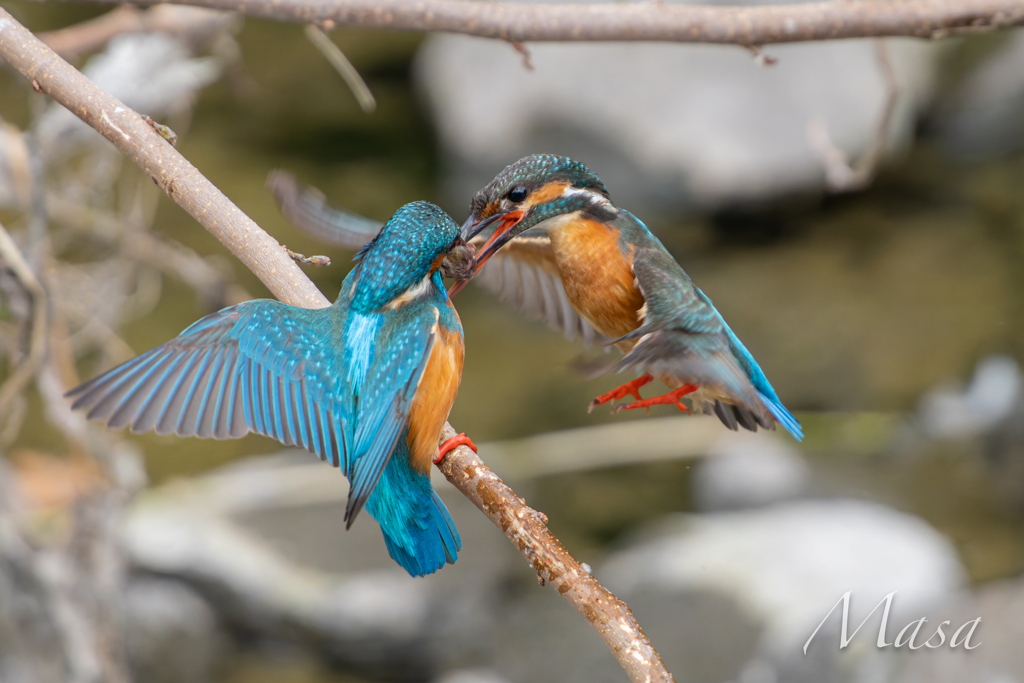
top-left (66, 300), bottom-right (352, 468)
top-left (343, 307), bottom-right (439, 526)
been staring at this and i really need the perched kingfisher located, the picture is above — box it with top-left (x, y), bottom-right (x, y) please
top-left (67, 201), bottom-right (478, 576)
top-left (456, 154), bottom-right (802, 440)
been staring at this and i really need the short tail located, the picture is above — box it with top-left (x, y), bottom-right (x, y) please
top-left (379, 492), bottom-right (461, 577)
top-left (364, 446), bottom-right (461, 577)
top-left (757, 391), bottom-right (803, 441)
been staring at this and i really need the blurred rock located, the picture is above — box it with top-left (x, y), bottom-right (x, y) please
top-left (600, 500), bottom-right (965, 681)
top-left (435, 668), bottom-right (513, 683)
top-left (124, 577), bottom-right (227, 683)
top-left (693, 433), bottom-right (809, 511)
top-left (934, 33), bottom-right (1024, 159)
top-left (985, 390), bottom-right (1024, 518)
top-left (416, 0), bottom-right (940, 215)
top-left (917, 355), bottom-right (1022, 439)
top-left (891, 577), bottom-right (1024, 683)
top-left (123, 453), bottom-right (516, 678)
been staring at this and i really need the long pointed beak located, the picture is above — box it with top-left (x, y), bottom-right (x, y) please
top-left (448, 210), bottom-right (525, 297)
top-left (461, 212), bottom-right (501, 241)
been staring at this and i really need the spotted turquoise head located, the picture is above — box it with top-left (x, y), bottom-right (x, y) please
top-left (460, 154), bottom-right (616, 275)
top-left (350, 201), bottom-right (468, 311)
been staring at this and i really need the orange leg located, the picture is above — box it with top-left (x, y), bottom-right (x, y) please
top-left (613, 384), bottom-right (700, 414)
top-left (588, 373), bottom-right (653, 413)
top-left (435, 433), bottom-right (477, 464)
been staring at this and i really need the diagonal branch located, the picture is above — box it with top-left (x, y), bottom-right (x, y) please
top-left (0, 9), bottom-right (674, 682)
top-left (56, 0), bottom-right (1024, 46)
top-left (0, 220), bottom-right (48, 434)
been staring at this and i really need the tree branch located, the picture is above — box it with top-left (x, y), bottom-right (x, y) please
top-left (0, 219), bottom-right (49, 436)
top-left (0, 9), bottom-right (675, 682)
top-left (37, 5), bottom-right (235, 61)
top-left (57, 0), bottom-right (1024, 46)
top-left (437, 422), bottom-right (671, 683)
top-left (807, 38), bottom-right (901, 192)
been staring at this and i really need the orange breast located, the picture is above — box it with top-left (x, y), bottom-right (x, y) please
top-left (547, 216), bottom-right (644, 343)
top-left (406, 313), bottom-right (464, 473)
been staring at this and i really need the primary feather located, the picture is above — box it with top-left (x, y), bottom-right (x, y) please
top-left (68, 201), bottom-right (466, 576)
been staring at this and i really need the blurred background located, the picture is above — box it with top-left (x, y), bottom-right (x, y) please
top-left (2, 1), bottom-right (1024, 682)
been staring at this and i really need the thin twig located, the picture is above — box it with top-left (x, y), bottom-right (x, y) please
top-left (282, 244), bottom-right (331, 266)
top-left (807, 39), bottom-right (901, 192)
top-left (0, 10), bottom-right (675, 682)
top-left (304, 24), bottom-right (376, 113)
top-left (0, 220), bottom-right (48, 435)
top-left (37, 5), bottom-right (237, 60)
top-left (0, 10), bottom-right (327, 310)
top-left (55, 0), bottom-right (1024, 46)
top-left (510, 41), bottom-right (534, 70)
top-left (141, 115), bottom-right (178, 146)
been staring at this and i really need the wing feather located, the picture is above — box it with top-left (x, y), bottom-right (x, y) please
top-left (267, 176), bottom-right (605, 346)
top-left (344, 312), bottom-right (438, 526)
top-left (267, 170), bottom-right (384, 249)
top-left (68, 301), bottom-right (351, 460)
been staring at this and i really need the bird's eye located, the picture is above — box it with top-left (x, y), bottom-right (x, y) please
top-left (508, 186), bottom-right (528, 203)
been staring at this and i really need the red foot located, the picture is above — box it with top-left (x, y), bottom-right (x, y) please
top-left (435, 433), bottom-right (477, 463)
top-left (588, 374), bottom-right (653, 413)
top-left (613, 384), bottom-right (700, 414)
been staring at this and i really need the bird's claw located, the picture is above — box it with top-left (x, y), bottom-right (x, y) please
top-left (588, 373), bottom-right (653, 413)
top-left (612, 384), bottom-right (700, 414)
top-left (435, 433), bottom-right (477, 464)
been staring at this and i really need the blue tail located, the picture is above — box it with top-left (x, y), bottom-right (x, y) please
top-left (364, 439), bottom-right (461, 576)
top-left (728, 326), bottom-right (803, 441)
top-left (703, 291), bottom-right (803, 441)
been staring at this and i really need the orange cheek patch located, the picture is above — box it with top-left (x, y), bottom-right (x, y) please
top-left (525, 181), bottom-right (569, 209)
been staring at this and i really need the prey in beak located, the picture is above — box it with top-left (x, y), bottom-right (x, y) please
top-left (439, 237), bottom-right (477, 281)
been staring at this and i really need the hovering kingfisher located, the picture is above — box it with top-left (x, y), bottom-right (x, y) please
top-left (266, 165), bottom-right (801, 439)
top-left (67, 202), bottom-right (477, 576)
top-left (456, 154), bottom-right (802, 439)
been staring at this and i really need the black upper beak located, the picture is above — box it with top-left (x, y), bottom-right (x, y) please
top-left (461, 212), bottom-right (503, 241)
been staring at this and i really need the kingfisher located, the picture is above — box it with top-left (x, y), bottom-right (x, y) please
top-left (266, 167), bottom-right (801, 439)
top-left (456, 154), bottom-right (802, 440)
top-left (66, 201), bottom-right (477, 576)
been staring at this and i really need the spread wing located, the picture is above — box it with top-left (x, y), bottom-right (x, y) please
top-left (66, 300), bottom-right (352, 469)
top-left (267, 171), bottom-right (604, 344)
top-left (267, 170), bottom-right (384, 249)
top-left (344, 307), bottom-right (438, 525)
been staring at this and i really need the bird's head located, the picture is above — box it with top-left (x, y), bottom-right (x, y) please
top-left (352, 201), bottom-right (470, 310)
top-left (460, 154), bottom-right (616, 273)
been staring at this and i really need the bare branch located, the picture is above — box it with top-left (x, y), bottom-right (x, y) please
top-left (38, 5), bottom-right (237, 60)
top-left (437, 422), bottom-right (675, 682)
top-left (808, 39), bottom-right (901, 192)
top-left (0, 10), bottom-right (676, 682)
top-left (304, 24), bottom-right (376, 113)
top-left (54, 0), bottom-right (1024, 46)
top-left (0, 10), bottom-right (328, 310)
top-left (0, 220), bottom-right (48, 435)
